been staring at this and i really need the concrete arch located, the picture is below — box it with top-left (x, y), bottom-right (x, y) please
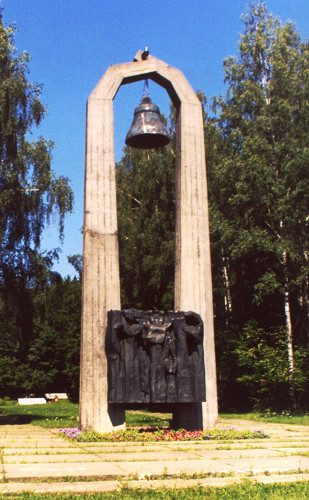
top-left (80, 52), bottom-right (218, 432)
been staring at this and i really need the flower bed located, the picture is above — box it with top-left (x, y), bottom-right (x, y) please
top-left (59, 426), bottom-right (270, 442)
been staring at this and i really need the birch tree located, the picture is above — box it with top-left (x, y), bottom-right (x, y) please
top-left (211, 1), bottom-right (309, 406)
top-left (0, 13), bottom-right (73, 395)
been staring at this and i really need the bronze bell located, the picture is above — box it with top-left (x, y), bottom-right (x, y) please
top-left (125, 96), bottom-right (170, 149)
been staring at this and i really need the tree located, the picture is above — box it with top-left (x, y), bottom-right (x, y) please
top-left (0, 13), bottom-right (73, 396)
top-left (116, 129), bottom-right (176, 310)
top-left (30, 271), bottom-right (81, 399)
top-left (208, 1), bottom-right (309, 408)
top-left (234, 321), bottom-right (309, 410)
top-left (0, 14), bottom-right (73, 261)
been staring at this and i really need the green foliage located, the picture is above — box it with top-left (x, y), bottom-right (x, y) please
top-left (116, 138), bottom-right (175, 310)
top-left (0, 396), bottom-right (15, 405)
top-left (0, 14), bottom-right (74, 399)
top-left (234, 322), bottom-right (289, 409)
top-left (207, 1), bottom-right (309, 411)
top-left (0, 17), bottom-right (73, 254)
top-left (35, 273), bottom-right (81, 399)
top-left (221, 2), bottom-right (308, 315)
top-left (233, 321), bottom-right (309, 410)
top-left (210, 1), bottom-right (309, 318)
top-left (0, 259), bottom-right (81, 399)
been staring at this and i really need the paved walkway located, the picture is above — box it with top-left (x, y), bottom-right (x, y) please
top-left (1, 418), bottom-right (309, 493)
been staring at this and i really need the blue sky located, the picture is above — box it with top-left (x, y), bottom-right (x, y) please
top-left (1, 0), bottom-right (309, 277)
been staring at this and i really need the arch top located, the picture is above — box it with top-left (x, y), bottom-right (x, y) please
top-left (89, 51), bottom-right (200, 108)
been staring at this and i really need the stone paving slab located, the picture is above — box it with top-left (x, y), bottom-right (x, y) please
top-left (0, 425), bottom-right (48, 432)
top-left (104, 459), bottom-right (237, 476)
top-left (1, 440), bottom-right (77, 449)
top-left (3, 458), bottom-right (234, 479)
top-left (93, 446), bottom-right (174, 455)
top-left (223, 455), bottom-right (309, 473)
top-left (5, 455), bottom-right (308, 481)
top-left (54, 441), bottom-right (267, 453)
top-left (4, 462), bottom-right (125, 479)
top-left (272, 447), bottom-right (309, 453)
top-left (3, 454), bottom-right (112, 464)
top-left (1, 474), bottom-right (309, 494)
top-left (0, 439), bottom-right (72, 450)
top-left (189, 448), bottom-right (285, 459)
top-left (3, 450), bottom-right (201, 464)
top-left (1, 420), bottom-right (309, 493)
top-left (3, 447), bottom-right (90, 455)
top-left (2, 446), bottom-right (304, 463)
top-left (2, 445), bottom-right (297, 464)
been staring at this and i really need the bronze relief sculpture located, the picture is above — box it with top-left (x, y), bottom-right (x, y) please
top-left (106, 309), bottom-right (206, 403)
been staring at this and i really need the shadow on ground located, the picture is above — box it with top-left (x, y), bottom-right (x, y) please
top-left (0, 414), bottom-right (46, 425)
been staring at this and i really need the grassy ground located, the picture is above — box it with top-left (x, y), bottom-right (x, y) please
top-left (126, 410), bottom-right (171, 428)
top-left (0, 401), bottom-right (171, 428)
top-left (1, 400), bottom-right (309, 428)
top-left (1, 482), bottom-right (309, 499)
top-left (0, 400), bottom-right (79, 428)
top-left (221, 412), bottom-right (309, 426)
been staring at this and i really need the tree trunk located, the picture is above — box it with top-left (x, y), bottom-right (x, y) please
top-left (222, 252), bottom-right (232, 325)
top-left (304, 251), bottom-right (309, 343)
top-left (282, 249), bottom-right (295, 409)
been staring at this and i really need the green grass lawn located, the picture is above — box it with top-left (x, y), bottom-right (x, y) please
top-left (126, 409), bottom-right (171, 427)
top-left (1, 482), bottom-right (309, 499)
top-left (0, 400), bottom-right (171, 428)
top-left (1, 400), bottom-right (309, 428)
top-left (220, 412), bottom-right (309, 426)
top-left (0, 400), bottom-right (79, 428)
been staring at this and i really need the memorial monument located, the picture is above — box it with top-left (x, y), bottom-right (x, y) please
top-left (106, 309), bottom-right (206, 404)
top-left (79, 51), bottom-right (218, 432)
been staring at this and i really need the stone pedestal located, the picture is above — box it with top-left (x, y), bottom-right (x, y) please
top-left (80, 52), bottom-right (218, 432)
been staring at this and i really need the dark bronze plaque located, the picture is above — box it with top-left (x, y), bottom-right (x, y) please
top-left (106, 309), bottom-right (206, 403)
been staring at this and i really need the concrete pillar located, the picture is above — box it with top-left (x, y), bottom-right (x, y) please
top-left (80, 98), bottom-right (125, 432)
top-left (174, 101), bottom-right (218, 430)
top-left (80, 52), bottom-right (218, 432)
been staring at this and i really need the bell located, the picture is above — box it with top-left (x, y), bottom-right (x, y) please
top-left (125, 96), bottom-right (170, 149)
